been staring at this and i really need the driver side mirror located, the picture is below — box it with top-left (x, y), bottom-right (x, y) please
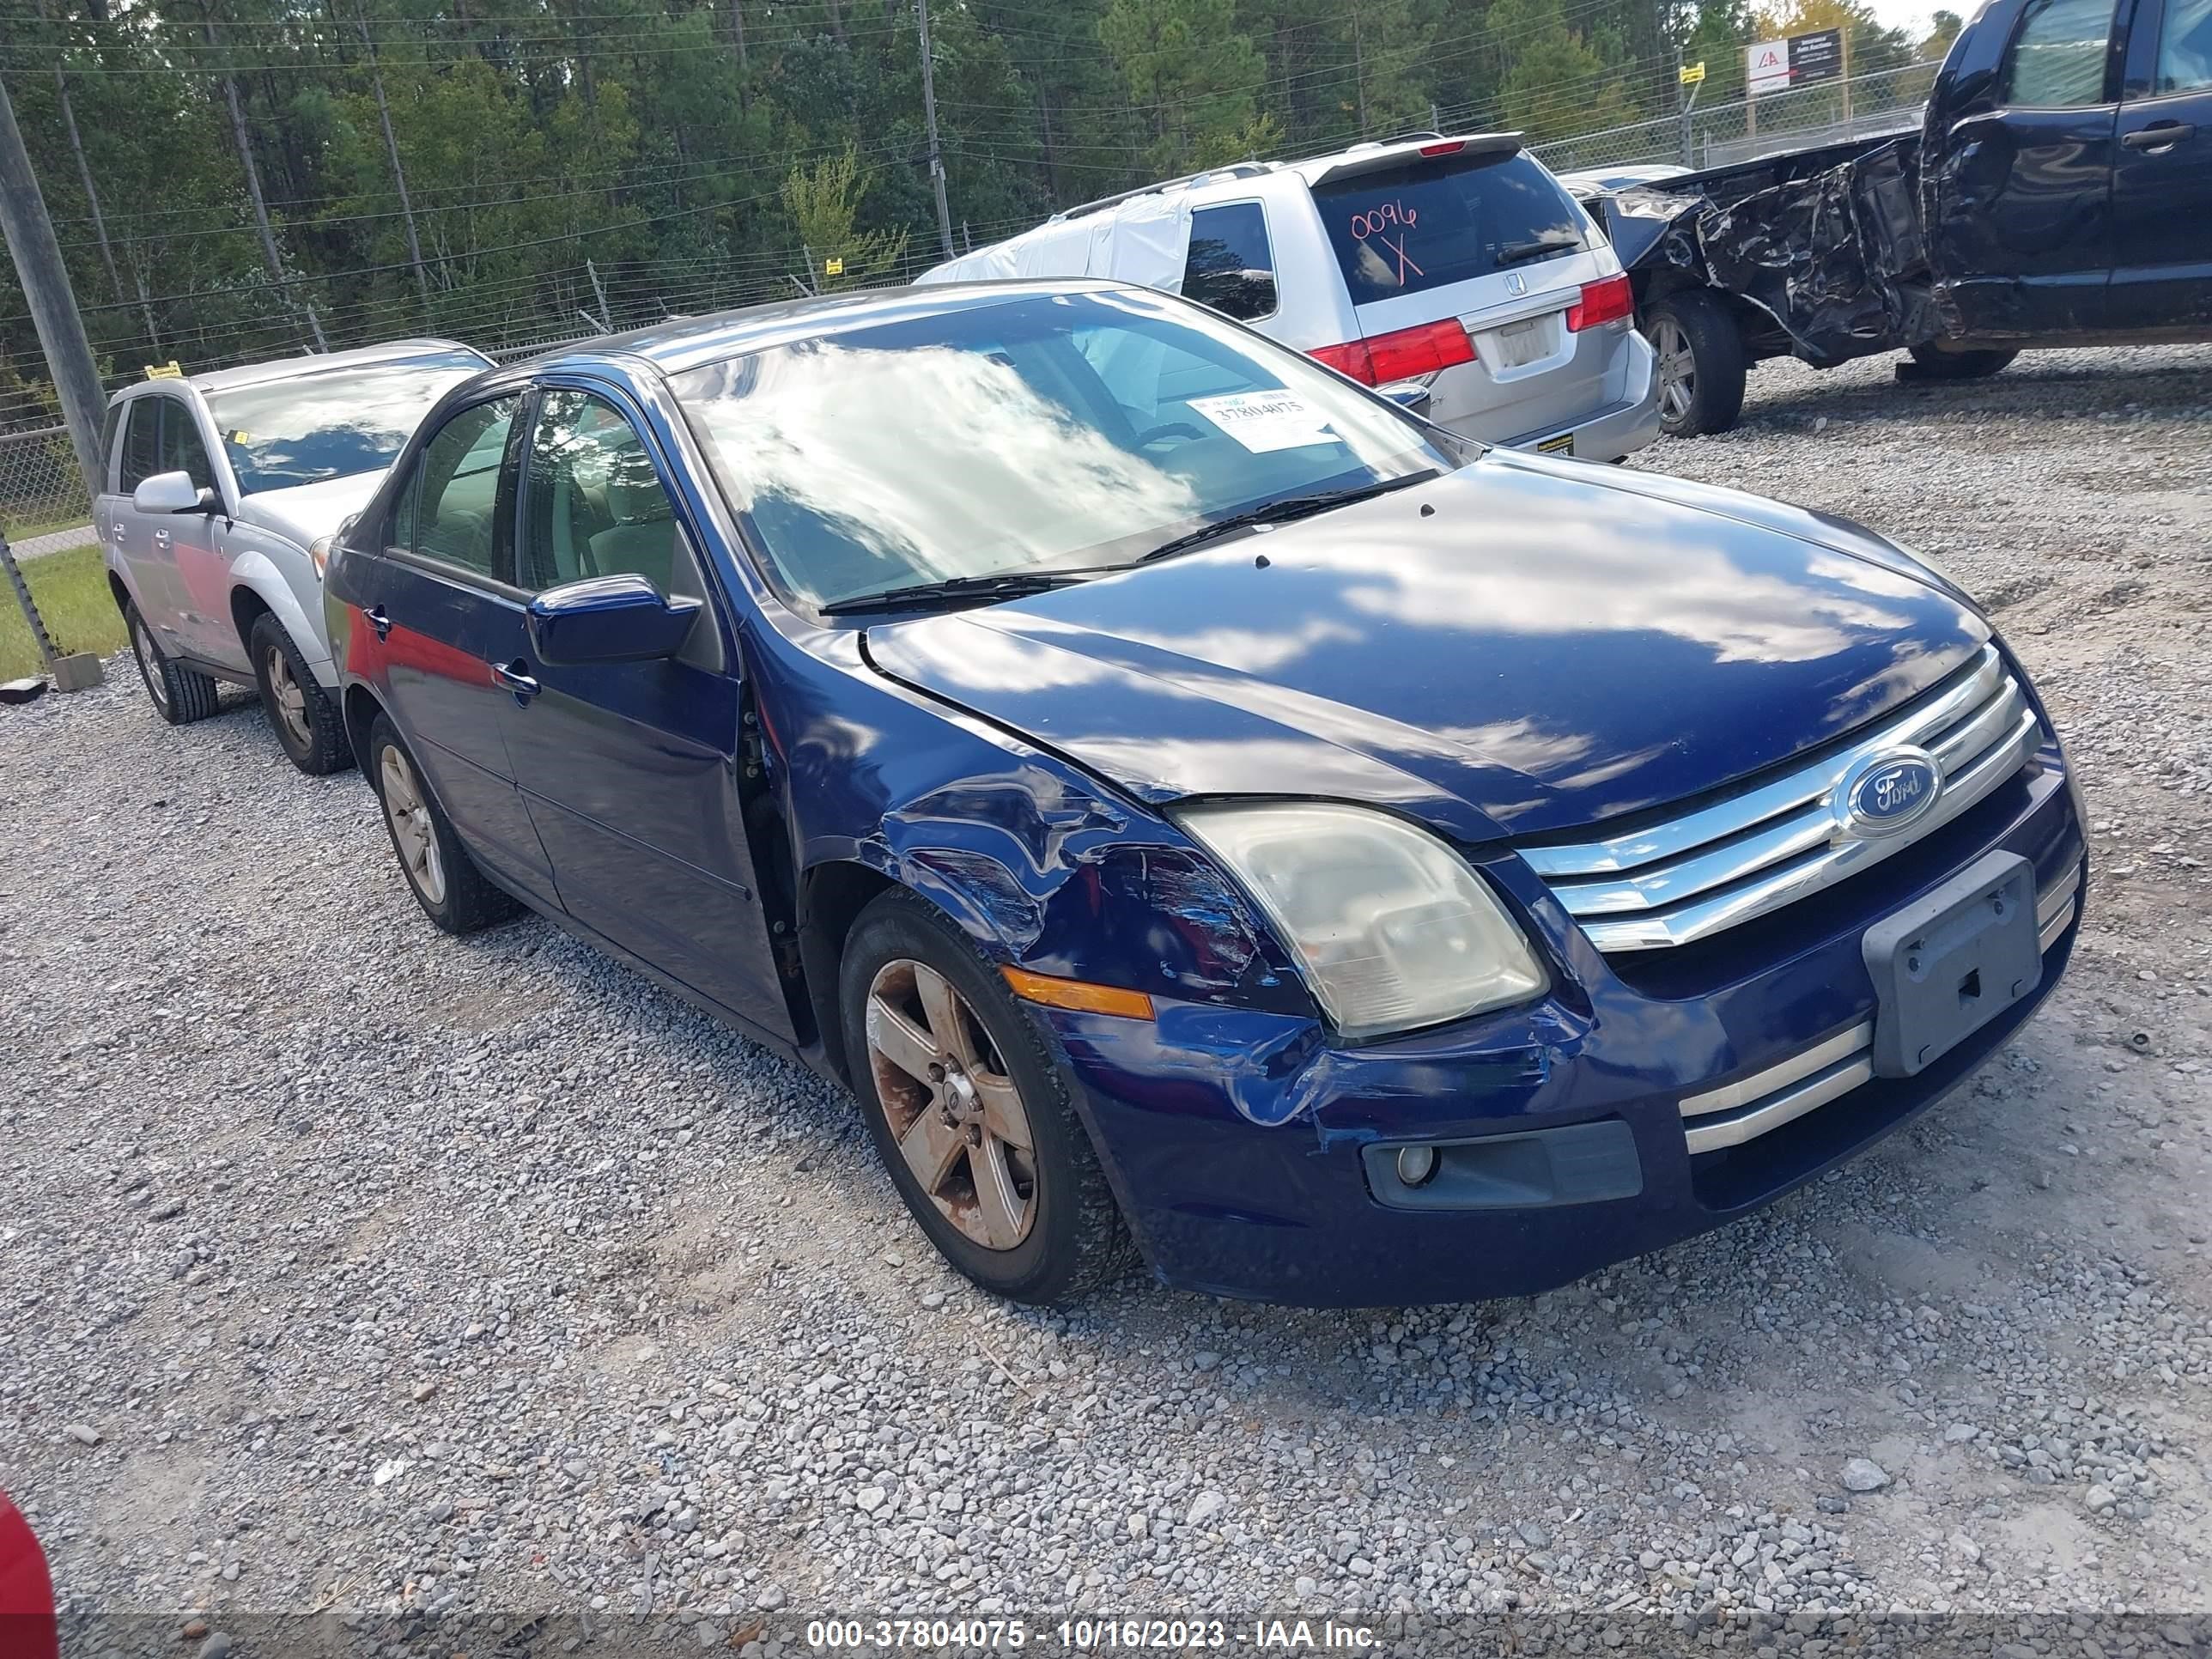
top-left (1376, 380), bottom-right (1434, 415)
top-left (133, 470), bottom-right (220, 515)
top-left (526, 574), bottom-right (702, 665)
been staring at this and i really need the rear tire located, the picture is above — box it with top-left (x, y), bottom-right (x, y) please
top-left (248, 612), bottom-right (350, 775)
top-left (365, 713), bottom-right (519, 935)
top-left (1645, 289), bottom-right (1748, 438)
top-left (839, 889), bottom-right (1135, 1305)
top-left (124, 599), bottom-right (220, 725)
top-left (1898, 343), bottom-right (2019, 381)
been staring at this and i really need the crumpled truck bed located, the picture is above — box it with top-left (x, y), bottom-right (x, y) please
top-left (1598, 128), bottom-right (1945, 366)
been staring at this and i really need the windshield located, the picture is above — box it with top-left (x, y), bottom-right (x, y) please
top-left (206, 348), bottom-right (488, 495)
top-left (1312, 150), bottom-right (1589, 304)
top-left (669, 289), bottom-right (1460, 611)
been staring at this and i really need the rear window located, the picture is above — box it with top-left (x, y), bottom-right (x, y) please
top-left (1311, 149), bottom-right (1588, 305)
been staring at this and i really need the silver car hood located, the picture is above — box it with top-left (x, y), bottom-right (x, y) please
top-left (232, 470), bottom-right (388, 549)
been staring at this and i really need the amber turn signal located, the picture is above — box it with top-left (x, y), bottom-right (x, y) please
top-left (1000, 966), bottom-right (1156, 1020)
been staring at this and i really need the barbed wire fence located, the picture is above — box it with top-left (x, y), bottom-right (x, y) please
top-left (0, 59), bottom-right (1938, 543)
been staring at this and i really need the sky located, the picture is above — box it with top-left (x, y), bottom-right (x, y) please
top-left (1862, 0), bottom-right (1945, 38)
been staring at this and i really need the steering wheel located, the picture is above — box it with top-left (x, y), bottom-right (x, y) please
top-left (1135, 421), bottom-right (1206, 447)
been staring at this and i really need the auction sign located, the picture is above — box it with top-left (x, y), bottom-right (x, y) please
top-left (1746, 26), bottom-right (1844, 94)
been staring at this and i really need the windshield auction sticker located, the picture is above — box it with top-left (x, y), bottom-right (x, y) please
top-left (1188, 391), bottom-right (1345, 453)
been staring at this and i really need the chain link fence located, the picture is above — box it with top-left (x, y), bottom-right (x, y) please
top-left (1530, 60), bottom-right (1939, 177)
top-left (0, 426), bottom-right (88, 543)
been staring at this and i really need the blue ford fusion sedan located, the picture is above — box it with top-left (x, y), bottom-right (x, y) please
top-left (325, 280), bottom-right (2085, 1307)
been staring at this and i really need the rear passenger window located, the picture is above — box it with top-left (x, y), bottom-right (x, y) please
top-left (158, 401), bottom-right (216, 491)
top-left (2155, 0), bottom-right (2212, 91)
top-left (119, 399), bottom-right (161, 493)
top-left (400, 396), bottom-right (521, 579)
top-left (100, 404), bottom-right (123, 488)
top-left (1181, 204), bottom-right (1278, 321)
top-left (2002, 0), bottom-right (2116, 104)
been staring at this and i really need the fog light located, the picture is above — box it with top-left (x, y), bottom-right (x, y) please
top-left (1395, 1145), bottom-right (1439, 1187)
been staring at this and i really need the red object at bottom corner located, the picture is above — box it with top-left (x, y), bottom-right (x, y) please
top-left (0, 1492), bottom-right (59, 1659)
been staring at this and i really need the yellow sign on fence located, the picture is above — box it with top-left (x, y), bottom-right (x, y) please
top-left (824, 257), bottom-right (845, 277)
top-left (1680, 61), bottom-right (1706, 84)
top-left (143, 361), bottom-right (183, 379)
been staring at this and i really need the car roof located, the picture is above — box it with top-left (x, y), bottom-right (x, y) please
top-left (120, 337), bottom-right (489, 402)
top-left (520, 279), bottom-right (1135, 379)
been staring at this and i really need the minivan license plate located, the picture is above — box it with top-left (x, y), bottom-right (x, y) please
top-left (1491, 318), bottom-right (1547, 368)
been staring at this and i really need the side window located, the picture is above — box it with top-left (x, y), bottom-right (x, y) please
top-left (157, 399), bottom-right (216, 491)
top-left (2156, 0), bottom-right (2212, 91)
top-left (119, 398), bottom-right (161, 494)
top-left (405, 396), bottom-right (523, 579)
top-left (2003, 0), bottom-right (2118, 104)
top-left (519, 390), bottom-right (700, 600)
top-left (100, 404), bottom-right (123, 490)
top-left (1181, 203), bottom-right (1279, 322)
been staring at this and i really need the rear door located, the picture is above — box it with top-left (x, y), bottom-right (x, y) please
top-left (1931, 0), bottom-right (2123, 338)
top-left (1306, 146), bottom-right (1620, 442)
top-left (497, 383), bottom-right (794, 1037)
top-left (2109, 0), bottom-right (2212, 329)
top-left (354, 392), bottom-right (556, 903)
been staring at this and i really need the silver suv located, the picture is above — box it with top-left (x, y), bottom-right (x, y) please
top-left (919, 134), bottom-right (1661, 462)
top-left (95, 339), bottom-right (490, 773)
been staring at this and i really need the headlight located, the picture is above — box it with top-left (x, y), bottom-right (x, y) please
top-left (1175, 801), bottom-right (1549, 1040)
top-left (307, 533), bottom-right (333, 581)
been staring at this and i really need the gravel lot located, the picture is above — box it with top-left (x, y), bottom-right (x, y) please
top-left (3, 343), bottom-right (2209, 1653)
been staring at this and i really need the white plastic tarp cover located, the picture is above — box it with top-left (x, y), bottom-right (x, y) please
top-left (1091, 192), bottom-right (1192, 292)
top-left (912, 191), bottom-right (1194, 292)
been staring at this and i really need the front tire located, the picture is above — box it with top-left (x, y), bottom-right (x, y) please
top-left (365, 714), bottom-right (519, 935)
top-left (248, 612), bottom-right (349, 775)
top-left (1899, 343), bottom-right (2019, 381)
top-left (839, 890), bottom-right (1133, 1304)
top-left (1645, 289), bottom-right (1748, 438)
top-left (124, 599), bottom-right (220, 725)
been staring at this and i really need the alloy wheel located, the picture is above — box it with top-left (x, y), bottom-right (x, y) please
top-left (865, 957), bottom-right (1038, 1251)
top-left (1652, 316), bottom-right (1695, 422)
top-left (378, 744), bottom-right (447, 907)
top-left (265, 645), bottom-right (312, 748)
top-left (132, 618), bottom-right (169, 710)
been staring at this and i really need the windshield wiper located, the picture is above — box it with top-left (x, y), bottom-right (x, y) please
top-left (817, 570), bottom-right (1086, 616)
top-left (1496, 234), bottom-right (1583, 266)
top-left (1133, 472), bottom-right (1437, 568)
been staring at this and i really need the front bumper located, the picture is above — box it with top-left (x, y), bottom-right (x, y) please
top-left (1041, 738), bottom-right (2083, 1307)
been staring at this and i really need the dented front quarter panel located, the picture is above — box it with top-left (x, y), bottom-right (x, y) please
top-left (754, 621), bottom-right (1318, 1045)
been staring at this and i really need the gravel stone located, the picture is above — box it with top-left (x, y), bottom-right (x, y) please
top-left (1841, 1457), bottom-right (1892, 1492)
top-left (2, 343), bottom-right (2209, 1628)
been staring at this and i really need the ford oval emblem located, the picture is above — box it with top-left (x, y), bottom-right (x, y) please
top-left (1833, 748), bottom-right (1942, 839)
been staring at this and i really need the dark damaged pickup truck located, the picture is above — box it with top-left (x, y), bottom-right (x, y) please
top-left (1589, 0), bottom-right (2212, 435)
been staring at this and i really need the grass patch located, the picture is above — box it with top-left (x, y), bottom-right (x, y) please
top-left (0, 544), bottom-right (126, 680)
top-left (2, 508), bottom-right (94, 543)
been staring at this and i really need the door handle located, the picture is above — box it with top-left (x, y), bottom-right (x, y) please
top-left (491, 659), bottom-right (541, 703)
top-left (152, 528), bottom-right (173, 546)
top-left (364, 604), bottom-right (392, 641)
top-left (2122, 121), bottom-right (2195, 150)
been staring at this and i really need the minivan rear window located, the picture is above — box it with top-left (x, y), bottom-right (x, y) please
top-left (1311, 150), bottom-right (1588, 305)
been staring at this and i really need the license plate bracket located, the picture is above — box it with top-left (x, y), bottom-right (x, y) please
top-left (1492, 317), bottom-right (1547, 368)
top-left (1862, 850), bottom-right (2040, 1078)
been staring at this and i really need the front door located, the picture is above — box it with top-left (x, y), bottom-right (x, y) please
top-left (2110, 0), bottom-right (2212, 329)
top-left (360, 392), bottom-right (556, 904)
top-left (157, 396), bottom-right (243, 669)
top-left (495, 385), bottom-right (793, 1038)
top-left (1932, 0), bottom-right (2123, 339)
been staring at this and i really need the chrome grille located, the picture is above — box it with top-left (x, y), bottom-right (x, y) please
top-left (1522, 645), bottom-right (2040, 952)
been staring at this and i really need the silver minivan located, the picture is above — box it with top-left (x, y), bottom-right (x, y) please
top-left (919, 134), bottom-right (1661, 461)
top-left (95, 339), bottom-right (491, 774)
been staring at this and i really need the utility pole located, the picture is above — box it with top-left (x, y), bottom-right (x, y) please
top-left (916, 0), bottom-right (954, 261)
top-left (0, 69), bottom-right (108, 506)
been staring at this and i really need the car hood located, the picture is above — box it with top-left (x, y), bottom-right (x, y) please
top-left (233, 469), bottom-right (389, 548)
top-left (864, 451), bottom-right (1991, 843)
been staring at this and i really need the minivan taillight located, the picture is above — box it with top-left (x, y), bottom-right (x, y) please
top-left (1566, 273), bottom-right (1634, 331)
top-left (1310, 319), bottom-right (1474, 386)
